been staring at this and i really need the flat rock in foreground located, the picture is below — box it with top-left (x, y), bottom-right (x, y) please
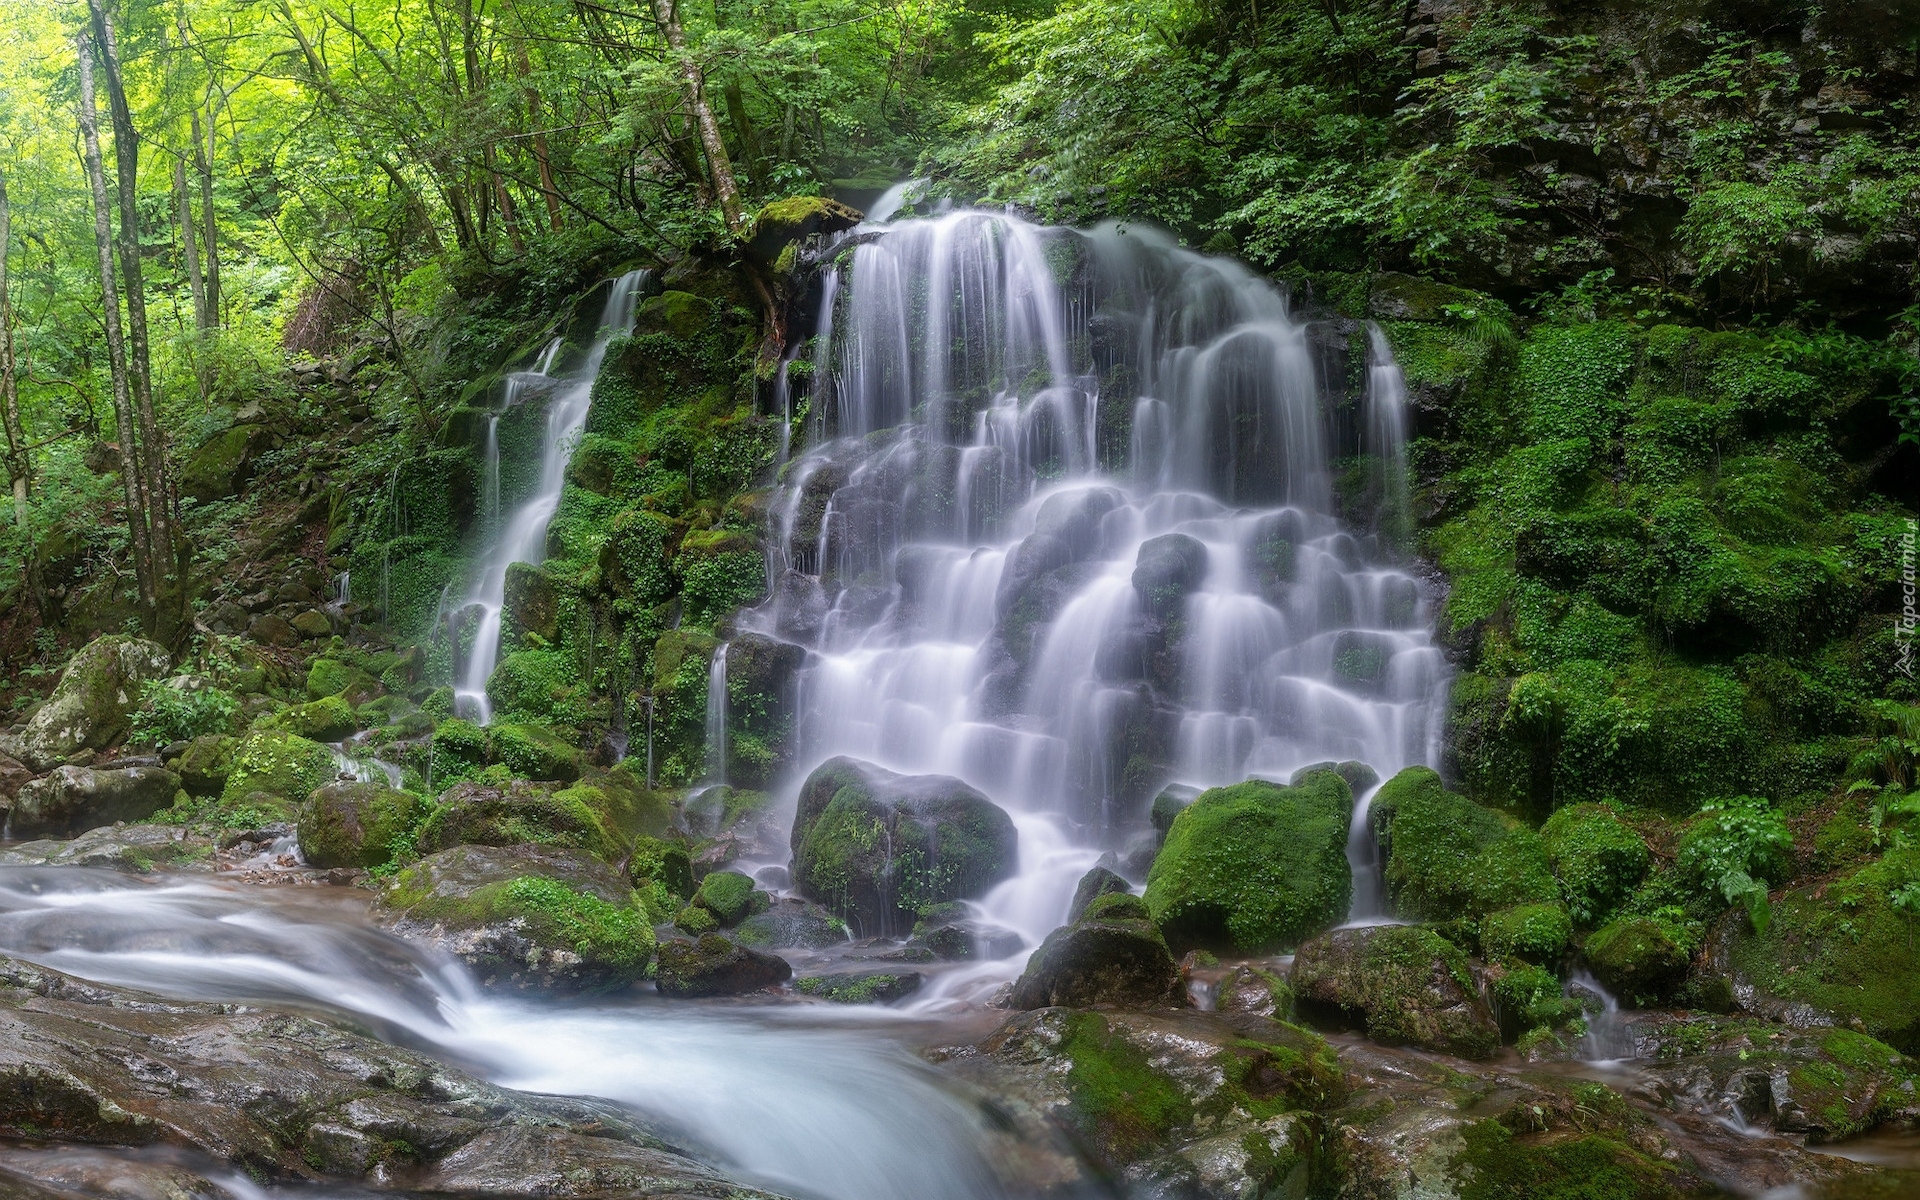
top-left (0, 955), bottom-right (788, 1198)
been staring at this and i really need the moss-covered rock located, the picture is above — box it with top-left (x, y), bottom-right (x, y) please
top-left (259, 695), bottom-right (358, 742)
top-left (734, 898), bottom-right (848, 950)
top-left (654, 933), bottom-right (792, 998)
top-left (298, 781), bottom-right (424, 869)
top-left (374, 843), bottom-right (653, 993)
top-left (1010, 891), bottom-right (1185, 1010)
top-left (7, 636), bottom-right (172, 770)
top-left (171, 734), bottom-right (236, 797)
top-left (789, 756), bottom-right (1018, 936)
top-left (1586, 916), bottom-right (1692, 1006)
top-left (793, 971), bottom-right (922, 1004)
top-left (304, 658), bottom-right (382, 705)
top-left (1143, 772), bottom-right (1353, 953)
top-left (1291, 924), bottom-right (1501, 1059)
top-left (1370, 766), bottom-right (1558, 921)
top-left (487, 722), bottom-right (583, 782)
top-left (9, 765), bottom-right (184, 837)
top-left (219, 732), bottom-right (337, 807)
top-left (717, 632), bottom-right (806, 789)
top-left (1541, 803), bottom-right (1650, 926)
top-left (1480, 901), bottom-right (1573, 965)
top-left (178, 423), bottom-right (273, 502)
top-left (690, 869), bottom-right (764, 927)
top-left (502, 562), bottom-right (560, 643)
top-left (1711, 847), bottom-right (1920, 1051)
top-left (747, 196), bottom-right (863, 266)
top-left (414, 779), bottom-right (618, 860)
top-left (627, 834), bottom-right (695, 906)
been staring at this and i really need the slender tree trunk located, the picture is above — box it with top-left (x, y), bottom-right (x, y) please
top-left (515, 39), bottom-right (563, 231)
top-left (174, 158), bottom-right (207, 331)
top-left (195, 106), bottom-right (222, 326)
top-left (0, 170), bottom-right (48, 618)
top-left (650, 0), bottom-right (744, 234)
top-left (91, 0), bottom-right (177, 612)
top-left (723, 82), bottom-right (764, 190)
top-left (78, 29), bottom-right (156, 615)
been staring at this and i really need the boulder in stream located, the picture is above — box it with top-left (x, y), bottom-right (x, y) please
top-left (298, 781), bottom-right (424, 869)
top-left (789, 756), bottom-right (1017, 936)
top-left (1143, 770), bottom-right (1352, 953)
top-left (8, 765), bottom-right (183, 838)
top-left (1290, 925), bottom-right (1501, 1060)
top-left (413, 778), bottom-right (619, 860)
top-left (1009, 891), bottom-right (1184, 1011)
top-left (373, 844), bottom-right (654, 993)
top-left (654, 933), bottom-right (792, 998)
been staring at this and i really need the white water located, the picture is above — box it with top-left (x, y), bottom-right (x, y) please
top-left (454, 279), bottom-right (646, 725)
top-left (0, 870), bottom-right (1015, 1200)
top-left (745, 210), bottom-right (1446, 995)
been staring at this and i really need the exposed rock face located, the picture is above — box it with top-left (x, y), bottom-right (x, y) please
top-left (789, 756), bottom-right (1018, 936)
top-left (3, 636), bottom-right (171, 770)
top-left (654, 934), bottom-right (792, 998)
top-left (1144, 770), bottom-right (1353, 953)
top-left (1009, 892), bottom-right (1183, 1011)
top-left (733, 898), bottom-right (848, 951)
top-left (719, 632), bottom-right (808, 789)
top-left (0, 824), bottom-right (215, 873)
top-left (0, 753), bottom-right (30, 801)
top-left (8, 766), bottom-right (182, 838)
top-left (0, 956), bottom-right (786, 1198)
top-left (1065, 865), bottom-right (1131, 923)
top-left (1291, 925), bottom-right (1501, 1060)
top-left (373, 844), bottom-right (653, 993)
top-left (298, 782), bottom-right (425, 870)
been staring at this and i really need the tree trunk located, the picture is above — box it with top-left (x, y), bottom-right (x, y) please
top-left (515, 39), bottom-right (564, 231)
top-left (91, 0), bottom-right (177, 616)
top-left (78, 28), bottom-right (156, 616)
top-left (174, 157), bottom-right (207, 332)
top-left (650, 0), bottom-right (744, 234)
top-left (0, 170), bottom-right (48, 619)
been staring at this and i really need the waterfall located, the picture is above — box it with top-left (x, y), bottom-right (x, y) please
top-left (453, 273), bottom-right (648, 725)
top-left (706, 641), bottom-right (730, 784)
top-left (1364, 322), bottom-right (1412, 546)
top-left (480, 413), bottom-right (502, 527)
top-left (746, 210), bottom-right (1448, 957)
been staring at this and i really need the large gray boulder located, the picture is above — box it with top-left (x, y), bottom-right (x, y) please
top-left (8, 765), bottom-right (182, 837)
top-left (5, 636), bottom-right (171, 770)
top-left (789, 756), bottom-right (1018, 937)
top-left (1009, 891), bottom-right (1184, 1011)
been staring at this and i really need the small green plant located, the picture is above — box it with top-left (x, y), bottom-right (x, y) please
top-left (1676, 796), bottom-right (1792, 934)
top-left (129, 680), bottom-right (239, 745)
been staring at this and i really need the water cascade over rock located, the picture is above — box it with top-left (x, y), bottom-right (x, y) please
top-left (740, 211), bottom-right (1448, 959)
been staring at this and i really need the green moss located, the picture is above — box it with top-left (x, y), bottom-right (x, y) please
top-left (1057, 1012), bottom-right (1194, 1160)
top-left (1542, 804), bottom-right (1650, 926)
top-left (487, 649), bottom-right (587, 725)
top-left (1493, 963), bottom-right (1586, 1033)
top-left (1371, 767), bottom-right (1557, 920)
top-left (674, 903), bottom-right (720, 935)
top-left (1482, 902), bottom-right (1573, 964)
top-left (1144, 773), bottom-right (1352, 953)
top-left (259, 695), bottom-right (358, 742)
top-left (220, 732), bottom-right (337, 806)
top-left (488, 722), bottom-right (583, 782)
top-left (1450, 1118), bottom-right (1691, 1200)
top-left (1585, 916), bottom-right (1691, 1006)
top-left (496, 874), bottom-right (654, 971)
top-left (679, 549), bottom-right (767, 627)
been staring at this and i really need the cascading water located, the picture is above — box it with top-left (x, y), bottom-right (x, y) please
top-left (706, 640), bottom-right (730, 783)
top-left (747, 210), bottom-right (1448, 967)
top-left (454, 275), bottom-right (647, 725)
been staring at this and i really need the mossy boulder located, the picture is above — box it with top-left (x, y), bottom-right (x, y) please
top-left (374, 843), bottom-right (653, 993)
top-left (487, 722), bottom-right (583, 782)
top-left (219, 732), bottom-right (337, 807)
top-left (735, 898), bottom-right (849, 950)
top-left (414, 779), bottom-right (619, 860)
top-left (1143, 771), bottom-right (1353, 953)
top-left (1010, 891), bottom-right (1185, 1010)
top-left (171, 734), bottom-right (236, 797)
top-left (747, 196), bottom-right (863, 266)
top-left (789, 756), bottom-right (1018, 936)
top-left (1370, 766), bottom-right (1558, 921)
top-left (298, 781), bottom-right (424, 869)
top-left (1712, 847), bottom-right (1920, 1051)
top-left (1480, 902), bottom-right (1573, 965)
top-left (1067, 865), bottom-right (1132, 922)
top-left (1541, 803), bottom-right (1650, 926)
top-left (717, 632), bottom-right (807, 789)
top-left (8, 766), bottom-right (184, 837)
top-left (7, 636), bottom-right (172, 770)
top-left (430, 719), bottom-right (491, 775)
top-left (502, 562), bottom-right (561, 643)
top-left (304, 658), bottom-right (382, 705)
top-left (260, 695), bottom-right (358, 742)
top-left (690, 869), bottom-right (765, 927)
top-left (1586, 916), bottom-right (1692, 1006)
top-left (1290, 925), bottom-right (1501, 1060)
top-left (178, 423), bottom-right (272, 502)
top-left (628, 835), bottom-right (695, 905)
top-left (654, 933), bottom-right (793, 998)
top-left (794, 971), bottom-right (922, 1004)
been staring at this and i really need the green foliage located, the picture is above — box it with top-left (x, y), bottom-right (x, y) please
top-left (680, 550), bottom-right (767, 627)
top-left (129, 681), bottom-right (238, 745)
top-left (1673, 796), bottom-right (1792, 931)
top-left (1370, 767), bottom-right (1558, 921)
top-left (496, 875), bottom-right (653, 972)
top-left (1541, 804), bottom-right (1650, 926)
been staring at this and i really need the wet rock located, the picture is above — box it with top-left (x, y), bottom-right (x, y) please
top-left (789, 756), bottom-right (1018, 937)
top-left (219, 732), bottom-right (336, 809)
top-left (734, 898), bottom-right (849, 950)
top-left (718, 632), bottom-right (807, 789)
top-left (0, 823), bottom-right (216, 872)
top-left (0, 753), bottom-right (30, 801)
top-left (1144, 771), bottom-right (1353, 953)
top-left (956, 1007), bottom-right (1343, 1193)
top-left (793, 971), bottom-right (922, 1004)
top-left (414, 779), bottom-right (619, 860)
top-left (1009, 892), bottom-right (1184, 1010)
top-left (503, 562), bottom-right (560, 642)
top-left (0, 956), bottom-right (784, 1197)
top-left (1586, 915), bottom-right (1691, 1006)
top-left (1216, 962), bottom-right (1292, 1017)
top-left (1286, 759), bottom-right (1380, 795)
top-left (1130, 532), bottom-right (1208, 619)
top-left (1149, 783), bottom-right (1199, 836)
top-left (689, 869), bottom-right (766, 927)
top-left (3, 636), bottom-right (172, 770)
top-left (654, 933), bottom-right (791, 998)
top-left (9, 765), bottom-right (183, 838)
top-left (1291, 924), bottom-right (1501, 1060)
top-left (170, 734), bottom-right (236, 797)
top-left (1066, 865), bottom-right (1132, 923)
top-left (374, 844), bottom-right (654, 993)
top-left (298, 781), bottom-right (424, 869)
